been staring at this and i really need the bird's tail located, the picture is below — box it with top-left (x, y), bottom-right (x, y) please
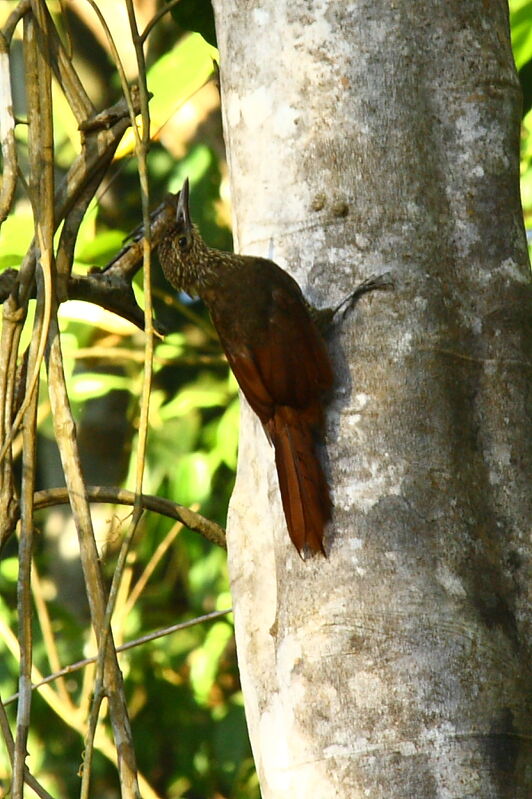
top-left (268, 406), bottom-right (331, 555)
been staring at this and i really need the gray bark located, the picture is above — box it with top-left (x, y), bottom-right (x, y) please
top-left (211, 1), bottom-right (532, 797)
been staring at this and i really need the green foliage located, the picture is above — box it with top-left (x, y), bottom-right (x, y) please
top-left (116, 33), bottom-right (218, 159)
top-left (510, 0), bottom-right (532, 70)
top-left (147, 33), bottom-right (217, 120)
top-left (0, 209), bottom-right (34, 269)
top-left (1, 3), bottom-right (529, 797)
top-left (0, 3), bottom-right (252, 797)
top-left (510, 1), bottom-right (532, 246)
top-left (19, 242), bottom-right (245, 794)
top-left (511, 0), bottom-right (532, 117)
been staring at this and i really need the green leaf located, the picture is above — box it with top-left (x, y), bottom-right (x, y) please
top-left (214, 398), bottom-right (240, 469)
top-left (115, 34), bottom-right (218, 158)
top-left (147, 33), bottom-right (218, 116)
top-left (69, 372), bottom-right (132, 401)
top-left (0, 209), bottom-right (34, 266)
top-left (155, 332), bottom-right (187, 361)
top-left (76, 229), bottom-right (127, 267)
top-left (188, 620), bottom-right (233, 705)
top-left (0, 557), bottom-right (19, 583)
top-left (511, 0), bottom-right (532, 68)
top-left (160, 378), bottom-right (229, 419)
top-left (171, 451), bottom-right (213, 505)
top-left (189, 547), bottom-right (229, 601)
top-left (167, 144), bottom-right (214, 194)
top-left (147, 414), bottom-right (201, 473)
top-left (148, 33), bottom-right (217, 124)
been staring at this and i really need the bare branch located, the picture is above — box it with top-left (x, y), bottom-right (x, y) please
top-left (140, 0), bottom-right (183, 44)
top-left (0, 698), bottom-right (55, 799)
top-left (29, 485), bottom-right (227, 549)
top-left (39, 0), bottom-right (94, 125)
top-left (0, 296), bottom-right (24, 548)
top-left (0, 30), bottom-right (18, 224)
top-left (12, 3), bottom-right (57, 791)
top-left (4, 609), bottom-right (232, 704)
top-left (1, 0), bottom-right (31, 41)
top-left (0, 91), bottom-right (144, 465)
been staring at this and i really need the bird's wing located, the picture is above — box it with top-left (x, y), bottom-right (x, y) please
top-left (253, 285), bottom-right (333, 410)
top-left (217, 286), bottom-right (332, 428)
top-left (223, 346), bottom-right (275, 424)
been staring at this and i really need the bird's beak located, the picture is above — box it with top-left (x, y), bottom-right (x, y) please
top-left (176, 177), bottom-right (191, 231)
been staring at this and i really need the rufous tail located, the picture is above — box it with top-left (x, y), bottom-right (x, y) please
top-left (267, 406), bottom-right (331, 555)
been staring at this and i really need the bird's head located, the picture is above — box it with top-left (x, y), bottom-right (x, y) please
top-left (173, 176), bottom-right (194, 254)
top-left (158, 177), bottom-right (211, 294)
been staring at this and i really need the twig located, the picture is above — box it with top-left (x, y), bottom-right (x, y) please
top-left (12, 5), bottom-right (57, 794)
top-left (42, 0), bottom-right (94, 125)
top-left (0, 0), bottom-right (31, 41)
top-left (14, 357), bottom-right (39, 798)
top-left (73, 10), bottom-right (148, 795)
top-left (0, 267), bottom-right (165, 335)
top-left (0, 296), bottom-right (25, 548)
top-left (46, 315), bottom-right (141, 799)
top-left (71, 347), bottom-right (224, 367)
top-left (0, 29), bottom-right (18, 225)
top-left (0, 95), bottom-right (142, 468)
top-left (0, 697), bottom-right (55, 799)
top-left (0, 5), bottom-right (56, 474)
top-left (29, 485), bottom-right (227, 549)
top-left (122, 518), bottom-right (185, 618)
top-left (124, 0), bottom-right (154, 594)
top-left (102, 193), bottom-right (179, 279)
top-left (3, 609), bottom-right (233, 705)
top-left (31, 560), bottom-right (73, 710)
top-left (0, 618), bottom-right (161, 799)
top-left (140, 0), bottom-right (183, 44)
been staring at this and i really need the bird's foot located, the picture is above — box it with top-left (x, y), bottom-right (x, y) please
top-left (313, 272), bottom-right (394, 331)
top-left (333, 272), bottom-right (394, 322)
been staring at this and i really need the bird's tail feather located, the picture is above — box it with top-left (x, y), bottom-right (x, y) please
top-left (269, 407), bottom-right (331, 555)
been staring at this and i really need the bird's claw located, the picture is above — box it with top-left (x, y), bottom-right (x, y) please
top-left (332, 271), bottom-right (394, 322)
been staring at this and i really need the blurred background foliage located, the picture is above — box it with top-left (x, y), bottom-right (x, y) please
top-left (512, 0), bottom-right (532, 238)
top-left (0, 0), bottom-right (254, 797)
top-left (0, 1), bottom-right (530, 797)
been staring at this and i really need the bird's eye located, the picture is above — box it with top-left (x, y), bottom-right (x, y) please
top-left (178, 236), bottom-right (188, 249)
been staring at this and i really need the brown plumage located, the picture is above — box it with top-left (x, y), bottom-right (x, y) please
top-left (158, 178), bottom-right (333, 555)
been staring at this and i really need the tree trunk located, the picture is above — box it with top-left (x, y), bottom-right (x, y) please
top-left (211, 1), bottom-right (532, 797)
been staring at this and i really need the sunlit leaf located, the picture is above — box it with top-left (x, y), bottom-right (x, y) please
top-left (147, 414), bottom-right (201, 471)
top-left (155, 332), bottom-right (187, 361)
top-left (0, 208), bottom-right (34, 267)
top-left (171, 451), bottom-right (213, 505)
top-left (216, 592), bottom-right (232, 613)
top-left (188, 547), bottom-right (228, 602)
top-left (520, 165), bottom-right (532, 210)
top-left (69, 372), bottom-right (132, 400)
top-left (214, 398), bottom-right (239, 469)
top-left (57, 331), bottom-right (80, 382)
top-left (115, 33), bottom-right (218, 159)
top-left (160, 378), bottom-right (229, 419)
top-left (510, 0), bottom-right (532, 68)
top-left (188, 620), bottom-right (233, 705)
top-left (76, 229), bottom-right (126, 267)
top-left (58, 300), bottom-right (140, 335)
top-left (0, 557), bottom-right (18, 582)
top-left (167, 144), bottom-right (214, 192)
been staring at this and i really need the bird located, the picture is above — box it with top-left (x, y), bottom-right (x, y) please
top-left (158, 178), bottom-right (335, 555)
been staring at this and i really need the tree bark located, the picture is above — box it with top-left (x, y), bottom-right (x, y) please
top-left (211, 1), bottom-right (532, 797)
